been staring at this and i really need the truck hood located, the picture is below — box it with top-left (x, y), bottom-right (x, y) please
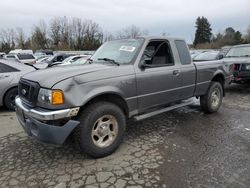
top-left (22, 64), bottom-right (114, 88)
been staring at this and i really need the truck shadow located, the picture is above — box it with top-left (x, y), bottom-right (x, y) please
top-left (225, 83), bottom-right (250, 94)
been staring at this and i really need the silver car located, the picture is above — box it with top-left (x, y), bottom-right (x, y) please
top-left (4, 54), bottom-right (36, 64)
top-left (0, 60), bottom-right (35, 110)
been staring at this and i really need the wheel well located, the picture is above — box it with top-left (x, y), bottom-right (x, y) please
top-left (83, 93), bottom-right (129, 117)
top-left (212, 74), bottom-right (225, 96)
top-left (2, 86), bottom-right (18, 106)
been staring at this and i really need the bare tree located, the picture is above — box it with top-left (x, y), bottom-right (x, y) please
top-left (15, 27), bottom-right (26, 49)
top-left (103, 31), bottom-right (115, 42)
top-left (0, 28), bottom-right (16, 52)
top-left (70, 18), bottom-right (86, 50)
top-left (50, 17), bottom-right (61, 49)
top-left (83, 20), bottom-right (103, 50)
top-left (31, 21), bottom-right (48, 50)
top-left (116, 25), bottom-right (148, 39)
top-left (58, 17), bottom-right (70, 50)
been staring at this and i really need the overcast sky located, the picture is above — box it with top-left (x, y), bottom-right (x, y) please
top-left (0, 0), bottom-right (249, 42)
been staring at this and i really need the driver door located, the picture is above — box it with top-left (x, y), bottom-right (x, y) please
top-left (135, 40), bottom-right (182, 113)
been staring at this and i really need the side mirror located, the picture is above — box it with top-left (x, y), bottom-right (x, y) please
top-left (218, 54), bottom-right (224, 60)
top-left (141, 58), bottom-right (153, 68)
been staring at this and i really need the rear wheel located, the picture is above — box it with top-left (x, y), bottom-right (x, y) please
top-left (200, 81), bottom-right (223, 113)
top-left (74, 102), bottom-right (126, 158)
top-left (4, 87), bottom-right (18, 111)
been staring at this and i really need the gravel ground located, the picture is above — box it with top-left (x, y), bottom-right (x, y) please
top-left (0, 84), bottom-right (249, 188)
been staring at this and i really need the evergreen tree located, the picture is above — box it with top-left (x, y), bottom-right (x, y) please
top-left (234, 31), bottom-right (243, 45)
top-left (193, 16), bottom-right (212, 46)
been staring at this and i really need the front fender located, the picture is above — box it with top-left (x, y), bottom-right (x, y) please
top-left (53, 76), bottom-right (135, 109)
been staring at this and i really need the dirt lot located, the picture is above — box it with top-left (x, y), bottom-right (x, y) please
top-left (0, 84), bottom-right (250, 188)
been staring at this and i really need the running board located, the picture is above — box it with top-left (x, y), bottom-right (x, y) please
top-left (133, 98), bottom-right (195, 121)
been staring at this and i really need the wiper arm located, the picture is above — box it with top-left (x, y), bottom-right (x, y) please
top-left (97, 58), bottom-right (120, 66)
top-left (24, 63), bottom-right (38, 70)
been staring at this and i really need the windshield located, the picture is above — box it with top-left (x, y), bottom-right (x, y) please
top-left (91, 38), bottom-right (144, 64)
top-left (193, 51), bottom-right (219, 61)
top-left (226, 46), bottom-right (250, 57)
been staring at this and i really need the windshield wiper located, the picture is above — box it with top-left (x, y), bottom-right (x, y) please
top-left (24, 63), bottom-right (39, 70)
top-left (97, 58), bottom-right (120, 66)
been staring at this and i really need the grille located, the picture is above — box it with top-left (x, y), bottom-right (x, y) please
top-left (18, 79), bottom-right (40, 107)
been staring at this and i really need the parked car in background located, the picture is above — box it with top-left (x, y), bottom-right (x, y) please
top-left (4, 54), bottom-right (36, 64)
top-left (223, 44), bottom-right (250, 83)
top-left (45, 53), bottom-right (75, 66)
top-left (193, 51), bottom-right (223, 62)
top-left (35, 50), bottom-right (53, 56)
top-left (36, 56), bottom-right (51, 63)
top-left (57, 55), bottom-right (91, 66)
top-left (190, 49), bottom-right (209, 59)
top-left (0, 60), bottom-right (35, 110)
top-left (71, 55), bottom-right (92, 65)
top-left (219, 46), bottom-right (231, 56)
top-left (9, 49), bottom-right (33, 55)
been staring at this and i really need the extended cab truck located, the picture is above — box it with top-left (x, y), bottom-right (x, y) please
top-left (15, 37), bottom-right (233, 158)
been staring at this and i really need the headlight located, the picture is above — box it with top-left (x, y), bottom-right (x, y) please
top-left (246, 65), bottom-right (250, 70)
top-left (38, 88), bottom-right (64, 105)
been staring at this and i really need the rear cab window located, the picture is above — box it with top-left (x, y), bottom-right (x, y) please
top-left (175, 40), bottom-right (191, 65)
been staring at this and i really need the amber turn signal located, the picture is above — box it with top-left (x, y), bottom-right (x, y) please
top-left (52, 90), bottom-right (64, 105)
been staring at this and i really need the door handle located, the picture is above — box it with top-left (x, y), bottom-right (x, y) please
top-left (0, 75), bottom-right (10, 79)
top-left (173, 70), bottom-right (180, 76)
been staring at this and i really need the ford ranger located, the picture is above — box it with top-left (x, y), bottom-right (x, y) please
top-left (15, 37), bottom-right (233, 158)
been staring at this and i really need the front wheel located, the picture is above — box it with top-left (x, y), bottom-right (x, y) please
top-left (4, 87), bottom-right (18, 111)
top-left (200, 81), bottom-right (223, 113)
top-left (74, 102), bottom-right (126, 158)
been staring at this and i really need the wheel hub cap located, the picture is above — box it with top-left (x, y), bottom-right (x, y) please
top-left (211, 88), bottom-right (220, 108)
top-left (91, 115), bottom-right (118, 148)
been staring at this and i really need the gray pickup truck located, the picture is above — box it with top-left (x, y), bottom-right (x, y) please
top-left (15, 37), bottom-right (233, 158)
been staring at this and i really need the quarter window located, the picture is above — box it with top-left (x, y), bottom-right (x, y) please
top-left (175, 40), bottom-right (191, 65)
top-left (0, 63), bottom-right (19, 73)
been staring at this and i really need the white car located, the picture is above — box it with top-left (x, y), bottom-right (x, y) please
top-left (54, 55), bottom-right (90, 66)
top-left (4, 54), bottom-right (36, 64)
top-left (0, 59), bottom-right (35, 110)
top-left (9, 49), bottom-right (33, 55)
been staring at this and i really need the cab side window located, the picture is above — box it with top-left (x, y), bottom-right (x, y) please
top-left (142, 40), bottom-right (174, 67)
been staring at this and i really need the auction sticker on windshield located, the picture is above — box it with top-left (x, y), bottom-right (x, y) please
top-left (119, 46), bottom-right (136, 52)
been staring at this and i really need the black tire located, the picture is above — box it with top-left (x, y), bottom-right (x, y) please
top-left (4, 87), bottom-right (18, 111)
top-left (200, 81), bottom-right (223, 113)
top-left (74, 102), bottom-right (126, 158)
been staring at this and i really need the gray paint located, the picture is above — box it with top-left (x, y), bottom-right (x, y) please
top-left (21, 36), bottom-right (232, 117)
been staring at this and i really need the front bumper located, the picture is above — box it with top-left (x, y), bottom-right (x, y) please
top-left (15, 97), bottom-right (80, 145)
